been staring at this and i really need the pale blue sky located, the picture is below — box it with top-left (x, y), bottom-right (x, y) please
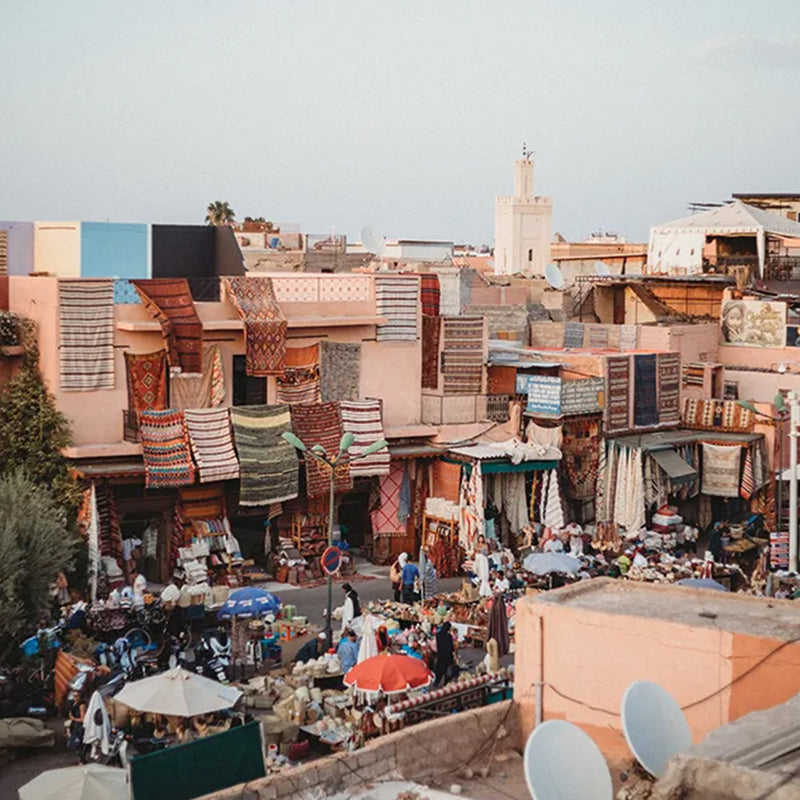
top-left (2, 1), bottom-right (799, 244)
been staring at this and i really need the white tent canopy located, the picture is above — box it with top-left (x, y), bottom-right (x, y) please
top-left (648, 201), bottom-right (800, 276)
top-left (19, 764), bottom-right (128, 800)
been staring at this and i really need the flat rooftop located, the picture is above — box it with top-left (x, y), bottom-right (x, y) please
top-left (531, 578), bottom-right (800, 640)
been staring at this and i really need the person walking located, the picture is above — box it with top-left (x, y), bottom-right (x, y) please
top-left (400, 555), bottom-right (420, 604)
top-left (340, 583), bottom-right (362, 634)
top-left (434, 621), bottom-right (456, 687)
top-left (389, 553), bottom-right (405, 602)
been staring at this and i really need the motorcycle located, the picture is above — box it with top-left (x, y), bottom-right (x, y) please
top-left (196, 629), bottom-right (231, 683)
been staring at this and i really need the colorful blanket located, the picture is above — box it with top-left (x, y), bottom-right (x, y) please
top-left (419, 273), bottom-right (440, 317)
top-left (441, 317), bottom-right (483, 395)
top-left (320, 341), bottom-right (360, 402)
top-left (139, 409), bottom-right (196, 488)
top-left (290, 402), bottom-right (353, 497)
top-left (340, 399), bottom-right (391, 477)
top-left (682, 398), bottom-right (755, 432)
top-left (276, 343), bottom-right (321, 405)
top-left (185, 408), bottom-right (240, 483)
top-left (702, 443), bottom-right (742, 497)
top-left (657, 352), bottom-right (681, 425)
top-left (421, 314), bottom-right (440, 389)
top-left (375, 275), bottom-right (419, 342)
top-left (634, 354), bottom-right (658, 427)
top-left (59, 280), bottom-right (115, 391)
top-left (124, 350), bottom-right (168, 413)
top-left (170, 345), bottom-right (225, 410)
top-left (230, 404), bottom-right (299, 507)
top-left (132, 279), bottom-right (203, 374)
top-left (561, 418), bottom-right (600, 499)
top-left (224, 276), bottom-right (286, 376)
top-left (606, 356), bottom-right (631, 433)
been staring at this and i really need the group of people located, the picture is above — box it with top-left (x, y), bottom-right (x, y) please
top-left (389, 552), bottom-right (437, 604)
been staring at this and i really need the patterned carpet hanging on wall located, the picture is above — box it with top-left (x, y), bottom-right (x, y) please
top-left (223, 276), bottom-right (286, 376)
top-left (230, 404), bottom-right (299, 507)
top-left (419, 273), bottom-right (440, 317)
top-left (184, 408), bottom-right (240, 483)
top-left (59, 279), bottom-right (115, 391)
top-left (290, 401), bottom-right (353, 497)
top-left (124, 350), bottom-right (169, 413)
top-left (633, 353), bottom-right (658, 427)
top-left (375, 275), bottom-right (420, 341)
top-left (132, 278), bottom-right (203, 374)
top-left (320, 341), bottom-right (360, 402)
top-left (276, 343), bottom-right (322, 405)
top-left (421, 314), bottom-right (440, 389)
top-left (340, 399), bottom-right (391, 477)
top-left (169, 344), bottom-right (225, 410)
top-left (682, 398), bottom-right (755, 432)
top-left (441, 317), bottom-right (483, 395)
top-left (701, 443), bottom-right (742, 497)
top-left (657, 352), bottom-right (681, 425)
top-left (139, 409), bottom-right (196, 488)
top-left (605, 356), bottom-right (631, 433)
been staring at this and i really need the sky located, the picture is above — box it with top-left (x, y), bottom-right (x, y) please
top-left (2, 1), bottom-right (799, 245)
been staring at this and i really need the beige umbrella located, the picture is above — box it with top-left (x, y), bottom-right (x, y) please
top-left (19, 764), bottom-right (128, 800)
top-left (113, 667), bottom-right (241, 717)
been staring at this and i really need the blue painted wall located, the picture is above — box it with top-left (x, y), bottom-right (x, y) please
top-left (81, 222), bottom-right (148, 279)
top-left (0, 221), bottom-right (34, 275)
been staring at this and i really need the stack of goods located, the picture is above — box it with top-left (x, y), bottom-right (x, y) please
top-left (649, 504), bottom-right (684, 550)
top-left (428, 537), bottom-right (464, 579)
top-left (176, 540), bottom-right (211, 605)
top-left (425, 497), bottom-right (459, 521)
top-left (771, 531), bottom-right (790, 570)
top-left (192, 519), bottom-right (244, 585)
top-left (273, 544), bottom-right (310, 585)
top-left (287, 513), bottom-right (329, 559)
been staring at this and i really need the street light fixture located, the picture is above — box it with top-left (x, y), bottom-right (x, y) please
top-left (281, 430), bottom-right (388, 649)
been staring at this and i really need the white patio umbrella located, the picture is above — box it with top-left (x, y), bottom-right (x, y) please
top-left (19, 764), bottom-right (128, 800)
top-left (113, 667), bottom-right (241, 717)
top-left (357, 614), bottom-right (380, 664)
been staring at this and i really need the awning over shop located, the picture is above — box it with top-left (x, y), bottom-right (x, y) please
top-left (650, 448), bottom-right (697, 484)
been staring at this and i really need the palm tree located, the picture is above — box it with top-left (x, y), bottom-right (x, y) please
top-left (205, 201), bottom-right (236, 226)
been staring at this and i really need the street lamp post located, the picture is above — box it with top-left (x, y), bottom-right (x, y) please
top-left (282, 430), bottom-right (387, 651)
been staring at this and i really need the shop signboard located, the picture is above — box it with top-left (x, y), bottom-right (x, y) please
top-left (560, 377), bottom-right (605, 416)
top-left (720, 299), bottom-right (785, 348)
top-left (525, 375), bottom-right (562, 416)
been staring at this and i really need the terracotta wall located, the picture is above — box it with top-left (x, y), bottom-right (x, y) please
top-left (430, 460), bottom-right (461, 503)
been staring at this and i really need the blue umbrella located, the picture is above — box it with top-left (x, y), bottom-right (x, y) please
top-left (522, 552), bottom-right (582, 576)
top-left (676, 578), bottom-right (728, 592)
top-left (218, 587), bottom-right (281, 619)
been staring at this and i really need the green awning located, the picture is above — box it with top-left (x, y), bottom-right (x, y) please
top-left (480, 459), bottom-right (558, 474)
top-left (650, 448), bottom-right (697, 484)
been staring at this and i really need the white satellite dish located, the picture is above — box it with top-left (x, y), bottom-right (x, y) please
top-left (544, 263), bottom-right (564, 290)
top-left (524, 720), bottom-right (613, 800)
top-left (594, 261), bottom-right (610, 277)
top-left (621, 681), bottom-right (691, 778)
top-left (360, 226), bottom-right (386, 256)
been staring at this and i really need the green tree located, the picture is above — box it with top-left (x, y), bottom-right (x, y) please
top-left (0, 471), bottom-right (77, 661)
top-left (0, 324), bottom-right (81, 518)
top-left (205, 200), bottom-right (236, 226)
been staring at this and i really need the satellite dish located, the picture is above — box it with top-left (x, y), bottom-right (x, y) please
top-left (594, 261), bottom-right (610, 277)
top-left (544, 263), bottom-right (564, 290)
top-left (524, 720), bottom-right (613, 800)
top-left (360, 226), bottom-right (385, 256)
top-left (621, 681), bottom-right (691, 778)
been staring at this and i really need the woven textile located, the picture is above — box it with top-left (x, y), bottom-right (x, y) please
top-left (375, 275), bottom-right (419, 341)
top-left (682, 398), bottom-right (755, 432)
top-left (95, 482), bottom-right (125, 574)
top-left (421, 314), bottom-right (440, 389)
top-left (605, 356), bottom-right (631, 433)
top-left (437, 272), bottom-right (461, 317)
top-left (657, 352), bottom-right (680, 424)
top-left (441, 317), bottom-right (483, 395)
top-left (419, 274), bottom-right (440, 316)
top-left (561, 418), bottom-right (600, 499)
top-left (371, 461), bottom-right (405, 535)
top-left (132, 279), bottom-right (203, 373)
top-left (276, 343), bottom-right (321, 405)
top-left (633, 354), bottom-right (658, 427)
top-left (139, 409), bottom-right (196, 488)
top-left (619, 324), bottom-right (639, 351)
top-left (125, 350), bottom-right (169, 413)
top-left (169, 344), bottom-right (225, 410)
top-left (740, 448), bottom-right (755, 500)
top-left (224, 276), bottom-right (286, 376)
top-left (230, 405), bottom-right (299, 507)
top-left (290, 402), bottom-right (353, 497)
top-left (702, 443), bottom-right (742, 497)
top-left (320, 341), bottom-right (360, 402)
top-left (682, 363), bottom-right (705, 387)
top-left (587, 325), bottom-right (609, 349)
top-left (340, 399), bottom-right (390, 477)
top-left (563, 322), bottom-right (584, 349)
top-left (185, 408), bottom-right (240, 483)
top-left (59, 280), bottom-right (115, 391)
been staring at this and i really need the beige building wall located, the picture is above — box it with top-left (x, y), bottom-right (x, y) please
top-left (34, 222), bottom-right (81, 277)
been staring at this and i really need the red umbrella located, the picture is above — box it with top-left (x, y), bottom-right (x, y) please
top-left (344, 652), bottom-right (433, 694)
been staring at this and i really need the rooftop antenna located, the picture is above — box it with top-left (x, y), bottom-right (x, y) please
top-left (545, 263), bottom-right (565, 290)
top-left (523, 142), bottom-right (534, 162)
top-left (360, 226), bottom-right (386, 258)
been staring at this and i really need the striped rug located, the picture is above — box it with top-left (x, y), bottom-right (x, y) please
top-left (605, 356), bottom-right (631, 433)
top-left (340, 399), bottom-right (390, 477)
top-left (441, 317), bottom-right (483, 395)
top-left (421, 314), bottom-right (440, 389)
top-left (320, 341), bottom-right (360, 402)
top-left (657, 352), bottom-right (680, 424)
top-left (185, 408), bottom-right (240, 483)
top-left (276, 342), bottom-right (322, 405)
top-left (139, 409), bottom-right (196, 488)
top-left (230, 404), bottom-right (299, 507)
top-left (59, 280), bottom-right (115, 391)
top-left (375, 275), bottom-right (419, 341)
top-left (290, 402), bottom-right (353, 497)
top-left (419, 273), bottom-right (440, 316)
top-left (132, 278), bottom-right (203, 374)
top-left (224, 276), bottom-right (286, 376)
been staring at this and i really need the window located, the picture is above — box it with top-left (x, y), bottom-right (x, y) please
top-left (232, 355), bottom-right (266, 406)
top-left (528, 249), bottom-right (533, 262)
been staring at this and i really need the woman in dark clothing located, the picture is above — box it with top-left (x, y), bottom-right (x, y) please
top-left (68, 691), bottom-right (87, 762)
top-left (434, 622), bottom-right (455, 687)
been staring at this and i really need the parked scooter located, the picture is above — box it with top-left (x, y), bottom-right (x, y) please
top-left (196, 629), bottom-right (231, 683)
